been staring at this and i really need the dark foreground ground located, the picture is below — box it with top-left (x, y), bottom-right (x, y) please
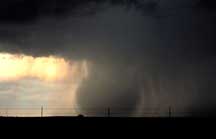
top-left (0, 117), bottom-right (215, 129)
top-left (0, 117), bottom-right (215, 136)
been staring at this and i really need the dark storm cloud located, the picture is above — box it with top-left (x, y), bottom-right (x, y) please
top-left (198, 0), bottom-right (216, 11)
top-left (0, 0), bottom-right (159, 57)
top-left (0, 0), bottom-right (102, 23)
top-left (0, 0), bottom-right (159, 23)
top-left (0, 0), bottom-right (215, 58)
top-left (0, 0), bottom-right (216, 116)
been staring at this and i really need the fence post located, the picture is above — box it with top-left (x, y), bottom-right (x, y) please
top-left (107, 107), bottom-right (110, 117)
top-left (6, 108), bottom-right (8, 117)
top-left (41, 106), bottom-right (43, 117)
top-left (168, 106), bottom-right (172, 118)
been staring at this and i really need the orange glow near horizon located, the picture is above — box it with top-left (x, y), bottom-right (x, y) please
top-left (0, 52), bottom-right (90, 116)
top-left (0, 53), bottom-right (88, 82)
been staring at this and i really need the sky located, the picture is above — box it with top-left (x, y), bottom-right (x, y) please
top-left (0, 0), bottom-right (216, 117)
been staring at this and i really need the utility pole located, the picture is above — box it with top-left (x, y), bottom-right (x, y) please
top-left (168, 106), bottom-right (172, 118)
top-left (6, 108), bottom-right (8, 117)
top-left (41, 106), bottom-right (43, 117)
top-left (107, 107), bottom-right (110, 117)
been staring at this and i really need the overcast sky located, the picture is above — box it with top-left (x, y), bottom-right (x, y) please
top-left (0, 0), bottom-right (216, 116)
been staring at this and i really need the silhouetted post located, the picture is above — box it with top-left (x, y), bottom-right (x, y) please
top-left (168, 106), bottom-right (172, 118)
top-left (41, 106), bottom-right (43, 117)
top-left (107, 108), bottom-right (111, 117)
top-left (6, 108), bottom-right (8, 117)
